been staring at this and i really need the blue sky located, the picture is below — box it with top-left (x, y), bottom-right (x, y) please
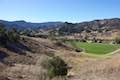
top-left (0, 0), bottom-right (120, 22)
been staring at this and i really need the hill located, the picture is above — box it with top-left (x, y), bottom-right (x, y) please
top-left (1, 34), bottom-right (120, 80)
top-left (1, 18), bottom-right (120, 32)
top-left (1, 18), bottom-right (120, 80)
top-left (0, 20), bottom-right (63, 30)
top-left (59, 18), bottom-right (120, 35)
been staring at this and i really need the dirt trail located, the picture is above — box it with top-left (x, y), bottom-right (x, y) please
top-left (108, 48), bottom-right (120, 55)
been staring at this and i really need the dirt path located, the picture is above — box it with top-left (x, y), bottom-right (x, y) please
top-left (108, 48), bottom-right (120, 55)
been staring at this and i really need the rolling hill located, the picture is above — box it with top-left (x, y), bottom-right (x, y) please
top-left (0, 20), bottom-right (63, 30)
top-left (59, 18), bottom-right (120, 35)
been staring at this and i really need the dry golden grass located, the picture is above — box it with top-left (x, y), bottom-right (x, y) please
top-left (1, 37), bottom-right (120, 80)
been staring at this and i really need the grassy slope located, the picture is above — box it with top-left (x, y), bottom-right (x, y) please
top-left (66, 41), bottom-right (120, 55)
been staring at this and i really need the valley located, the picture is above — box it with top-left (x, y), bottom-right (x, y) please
top-left (0, 18), bottom-right (120, 80)
top-left (0, 0), bottom-right (120, 79)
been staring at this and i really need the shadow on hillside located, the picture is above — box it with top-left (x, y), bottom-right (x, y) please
top-left (6, 42), bottom-right (30, 55)
top-left (0, 51), bottom-right (9, 63)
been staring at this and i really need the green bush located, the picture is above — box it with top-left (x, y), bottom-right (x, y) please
top-left (75, 48), bottom-right (83, 52)
top-left (42, 56), bottom-right (68, 78)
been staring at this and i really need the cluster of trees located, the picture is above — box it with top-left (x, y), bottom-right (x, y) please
top-left (0, 23), bottom-right (20, 46)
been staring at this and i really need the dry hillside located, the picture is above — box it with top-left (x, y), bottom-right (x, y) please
top-left (0, 36), bottom-right (120, 80)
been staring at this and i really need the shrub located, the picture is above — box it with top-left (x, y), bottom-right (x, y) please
top-left (75, 48), bottom-right (83, 52)
top-left (41, 56), bottom-right (68, 78)
top-left (0, 25), bottom-right (20, 46)
top-left (55, 40), bottom-right (63, 46)
top-left (115, 37), bottom-right (120, 44)
top-left (6, 28), bottom-right (20, 42)
top-left (80, 39), bottom-right (86, 42)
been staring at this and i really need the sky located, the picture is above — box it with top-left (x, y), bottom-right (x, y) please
top-left (0, 0), bottom-right (120, 22)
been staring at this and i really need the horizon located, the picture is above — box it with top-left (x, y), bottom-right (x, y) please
top-left (0, 0), bottom-right (120, 22)
top-left (1, 17), bottom-right (120, 23)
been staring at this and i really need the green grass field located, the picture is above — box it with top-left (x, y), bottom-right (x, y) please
top-left (66, 41), bottom-right (120, 55)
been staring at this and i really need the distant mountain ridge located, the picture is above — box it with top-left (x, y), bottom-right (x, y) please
top-left (0, 18), bottom-right (120, 33)
top-left (0, 20), bottom-right (63, 30)
top-left (58, 18), bottom-right (120, 35)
